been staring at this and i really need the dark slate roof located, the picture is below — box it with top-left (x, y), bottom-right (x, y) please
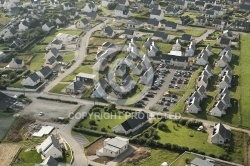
top-left (57, 15), bottom-right (67, 22)
top-left (195, 1), bottom-right (205, 6)
top-left (149, 4), bottom-right (160, 10)
top-left (46, 21), bottom-right (54, 28)
top-left (197, 85), bottom-right (206, 94)
top-left (88, 1), bottom-right (95, 9)
top-left (64, 2), bottom-right (74, 7)
top-left (52, 39), bottom-right (62, 45)
top-left (239, 4), bottom-right (250, 11)
top-left (121, 111), bottom-right (149, 131)
top-left (141, 0), bottom-right (153, 4)
top-left (115, 5), bottom-right (129, 15)
top-left (14, 58), bottom-right (23, 64)
top-left (223, 30), bottom-right (233, 37)
top-left (212, 6), bottom-right (222, 11)
top-left (50, 48), bottom-right (59, 56)
top-left (153, 31), bottom-right (168, 40)
top-left (102, 41), bottom-right (113, 48)
top-left (212, 19), bottom-right (222, 25)
top-left (47, 56), bottom-right (56, 64)
top-left (176, 0), bottom-right (185, 6)
top-left (11, 38), bottom-right (24, 48)
top-left (22, 20), bottom-right (29, 27)
top-left (155, 54), bottom-right (189, 62)
top-left (206, 10), bottom-right (215, 15)
top-left (42, 156), bottom-right (58, 166)
top-left (9, 28), bottom-right (17, 35)
top-left (118, 0), bottom-right (127, 5)
top-left (191, 158), bottom-right (215, 166)
top-left (87, 12), bottom-right (98, 20)
top-left (104, 26), bottom-right (113, 36)
top-left (165, 5), bottom-right (176, 13)
top-left (216, 123), bottom-right (231, 140)
top-left (163, 20), bottom-right (177, 29)
top-left (126, 19), bottom-right (142, 26)
top-left (220, 37), bottom-right (231, 45)
top-left (124, 29), bottom-right (134, 35)
top-left (39, 66), bottom-right (52, 77)
top-left (72, 81), bottom-right (84, 90)
top-left (181, 34), bottom-right (192, 41)
top-left (0, 92), bottom-right (17, 112)
top-left (148, 18), bottom-right (160, 26)
top-left (81, 18), bottom-right (89, 24)
top-left (151, 9), bottom-right (162, 16)
top-left (29, 72), bottom-right (40, 82)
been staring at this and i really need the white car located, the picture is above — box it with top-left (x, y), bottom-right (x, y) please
top-left (39, 112), bottom-right (44, 116)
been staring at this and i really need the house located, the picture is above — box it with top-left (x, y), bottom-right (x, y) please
top-left (147, 41), bottom-right (159, 57)
top-left (124, 55), bottom-right (135, 68)
top-left (63, 2), bottom-right (75, 11)
top-left (93, 58), bottom-right (108, 71)
top-left (75, 73), bottom-right (96, 84)
top-left (47, 39), bottom-right (63, 50)
top-left (197, 85), bottom-right (207, 98)
top-left (234, 20), bottom-right (250, 30)
top-left (212, 6), bottom-right (224, 16)
top-left (118, 0), bottom-right (129, 6)
top-left (191, 158), bottom-right (216, 166)
top-left (113, 111), bottom-right (149, 135)
top-left (30, 0), bottom-right (41, 7)
top-left (212, 19), bottom-right (225, 30)
top-left (96, 137), bottom-right (129, 157)
top-left (185, 41), bottom-right (196, 57)
top-left (2, 27), bottom-right (17, 39)
top-left (196, 52), bottom-right (208, 66)
top-left (239, 4), bottom-right (250, 12)
top-left (204, 65), bottom-right (213, 77)
top-left (101, 0), bottom-right (111, 7)
top-left (141, 0), bottom-right (154, 6)
top-left (8, 6), bottom-right (19, 16)
top-left (140, 67), bottom-right (154, 85)
top-left (181, 34), bottom-right (193, 43)
top-left (37, 135), bottom-right (63, 158)
top-left (195, 1), bottom-right (206, 11)
top-left (211, 123), bottom-right (231, 144)
top-left (222, 30), bottom-right (237, 40)
top-left (81, 1), bottom-right (97, 13)
top-left (219, 65), bottom-right (232, 77)
top-left (149, 4), bottom-right (161, 11)
top-left (165, 5), bottom-right (178, 15)
top-left (197, 74), bottom-right (208, 88)
top-left (153, 31), bottom-right (169, 42)
top-left (35, 4), bottom-right (46, 14)
top-left (218, 88), bottom-right (230, 99)
top-left (217, 54), bottom-right (229, 68)
top-left (205, 10), bottom-right (216, 19)
top-left (92, 78), bottom-right (109, 98)
top-left (10, 38), bottom-right (25, 50)
top-left (175, 0), bottom-right (188, 10)
top-left (116, 61), bottom-right (127, 77)
top-left (150, 9), bottom-right (164, 21)
top-left (124, 29), bottom-right (135, 39)
top-left (218, 75), bottom-right (231, 89)
top-left (126, 19), bottom-right (143, 29)
top-left (163, 21), bottom-right (178, 31)
top-left (19, 20), bottom-right (29, 31)
top-left (36, 66), bottom-right (52, 80)
top-left (87, 12), bottom-right (100, 21)
top-left (42, 22), bottom-right (55, 32)
top-left (50, 0), bottom-right (61, 7)
top-left (186, 97), bottom-right (201, 114)
top-left (96, 47), bottom-right (119, 61)
top-left (65, 81), bottom-right (85, 94)
top-left (186, 0), bottom-right (196, 5)
top-left (114, 5), bottom-right (131, 18)
top-left (217, 37), bottom-right (231, 47)
top-left (39, 156), bottom-right (58, 166)
top-left (0, 92), bottom-right (18, 112)
top-left (219, 93), bottom-right (231, 108)
top-left (156, 55), bottom-right (189, 68)
top-left (45, 48), bottom-right (59, 59)
top-left (220, 50), bottom-right (232, 62)
top-left (102, 26), bottom-right (115, 38)
top-left (75, 18), bottom-right (89, 29)
top-left (210, 101), bottom-right (226, 117)
top-left (45, 56), bottom-right (57, 68)
top-left (194, 16), bottom-right (207, 26)
top-left (147, 18), bottom-right (161, 29)
top-left (186, 91), bottom-right (201, 103)
top-left (7, 58), bottom-right (24, 70)
top-left (132, 63), bottom-right (144, 75)
top-left (179, 16), bottom-right (192, 25)
top-left (55, 16), bottom-right (67, 25)
top-left (205, 45), bottom-right (213, 56)
top-left (21, 72), bottom-right (41, 87)
top-left (121, 76), bottom-right (136, 94)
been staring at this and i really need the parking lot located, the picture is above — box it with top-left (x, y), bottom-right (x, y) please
top-left (137, 63), bottom-right (193, 111)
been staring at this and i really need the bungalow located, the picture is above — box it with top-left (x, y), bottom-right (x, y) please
top-left (118, 0), bottom-right (129, 6)
top-left (219, 93), bottom-right (231, 108)
top-left (75, 18), bottom-right (89, 29)
top-left (45, 48), bottom-right (59, 59)
top-left (216, 37), bottom-right (231, 47)
top-left (181, 34), bottom-right (193, 43)
top-left (205, 10), bottom-right (215, 18)
top-left (164, 21), bottom-right (178, 31)
top-left (152, 31), bottom-right (169, 42)
top-left (47, 39), bottom-right (63, 50)
top-left (93, 58), bottom-right (108, 72)
top-left (63, 2), bottom-right (75, 11)
top-left (65, 81), bottom-right (85, 94)
top-left (45, 56), bottom-right (57, 68)
top-left (196, 52), bottom-right (208, 66)
top-left (165, 5), bottom-right (178, 16)
top-left (42, 22), bottom-right (55, 32)
top-left (81, 1), bottom-right (97, 13)
top-left (197, 74), bottom-right (208, 88)
top-left (212, 6), bottom-right (224, 16)
top-left (185, 41), bottom-right (196, 57)
top-left (147, 18), bottom-right (161, 29)
top-left (7, 58), bottom-right (24, 70)
top-left (218, 75), bottom-right (231, 89)
top-left (147, 42), bottom-right (159, 57)
top-left (197, 85), bottom-right (207, 98)
top-left (55, 16), bottom-right (67, 25)
top-left (37, 135), bottom-right (63, 158)
top-left (92, 78), bottom-right (109, 98)
top-left (186, 97), bottom-right (201, 114)
top-left (114, 5), bottom-right (131, 18)
top-left (194, 16), bottom-right (207, 26)
top-left (86, 12), bottom-right (100, 21)
top-left (150, 9), bottom-right (164, 21)
top-left (36, 66), bottom-right (52, 80)
top-left (210, 100), bottom-right (226, 117)
top-left (140, 67), bottom-right (154, 85)
top-left (217, 55), bottom-right (229, 68)
top-left (10, 38), bottom-right (25, 50)
top-left (2, 27), bottom-right (17, 39)
top-left (124, 29), bottom-right (135, 39)
top-left (113, 111), bottom-right (149, 135)
top-left (222, 30), bottom-right (237, 40)
top-left (21, 72), bottom-right (41, 87)
top-left (126, 19), bottom-right (143, 29)
top-left (211, 123), bottom-right (231, 144)
top-left (19, 20), bottom-right (29, 31)
top-left (212, 19), bottom-right (225, 30)
top-left (102, 26), bottom-right (115, 38)
top-left (96, 137), bottom-right (129, 158)
top-left (132, 63), bottom-right (144, 75)
top-left (101, 0), bottom-right (111, 7)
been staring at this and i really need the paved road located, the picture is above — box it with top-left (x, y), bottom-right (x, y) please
top-left (195, 29), bottom-right (215, 43)
top-left (43, 20), bottom-right (109, 92)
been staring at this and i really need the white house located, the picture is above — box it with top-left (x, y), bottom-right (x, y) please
top-left (186, 97), bottom-right (201, 114)
top-left (205, 45), bottom-right (213, 56)
top-left (101, 0), bottom-right (111, 7)
top-left (152, 31), bottom-right (169, 42)
top-left (147, 41), bottom-right (159, 57)
top-left (36, 66), bottom-right (52, 80)
top-left (124, 29), bottom-right (135, 39)
top-left (7, 58), bottom-right (24, 70)
top-left (185, 41), bottom-right (196, 57)
top-left (21, 72), bottom-right (41, 87)
top-left (217, 55), bottom-right (229, 68)
top-left (197, 74), bottom-right (208, 88)
top-left (212, 6), bottom-right (224, 16)
top-left (114, 5), bottom-right (131, 18)
top-left (132, 63), bottom-right (144, 75)
top-left (197, 85), bottom-right (207, 99)
top-left (218, 75), bottom-right (231, 89)
top-left (210, 101), bottom-right (226, 117)
top-left (47, 39), bottom-right (63, 50)
top-left (42, 22), bottom-right (55, 32)
top-left (63, 2), bottom-right (75, 11)
top-left (81, 1), bottom-right (97, 13)
top-left (75, 18), bottom-right (89, 29)
top-left (140, 67), bottom-right (154, 85)
top-left (96, 137), bottom-right (129, 158)
top-left (150, 9), bottom-right (164, 21)
top-left (45, 48), bottom-right (59, 59)
top-left (115, 62), bottom-right (127, 77)
top-left (19, 20), bottom-right (29, 31)
top-left (113, 111), bottom-right (149, 135)
top-left (218, 88), bottom-right (230, 100)
top-left (211, 123), bottom-right (231, 144)
top-left (186, 91), bottom-right (201, 104)
top-left (196, 53), bottom-right (208, 66)
top-left (37, 135), bottom-right (63, 159)
top-left (118, 0), bottom-right (129, 6)
top-left (2, 27), bottom-right (17, 39)
top-left (92, 58), bottom-right (108, 71)
top-left (219, 93), bottom-right (231, 109)
top-left (39, 156), bottom-right (58, 166)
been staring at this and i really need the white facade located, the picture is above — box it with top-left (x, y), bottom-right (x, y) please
top-left (114, 9), bottom-right (131, 18)
top-left (19, 21), bottom-right (29, 31)
top-left (42, 24), bottom-right (54, 32)
top-left (82, 3), bottom-right (97, 13)
top-left (101, 0), bottom-right (111, 7)
top-left (21, 76), bottom-right (40, 87)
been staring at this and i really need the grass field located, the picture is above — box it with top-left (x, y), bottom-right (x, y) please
top-left (182, 12), bottom-right (201, 19)
top-left (170, 152), bottom-right (200, 166)
top-left (14, 149), bottom-right (43, 164)
top-left (29, 53), bottom-right (44, 71)
top-left (89, 37), bottom-right (126, 46)
top-left (0, 12), bottom-right (11, 25)
top-left (155, 121), bottom-right (224, 156)
top-left (49, 83), bottom-right (69, 93)
top-left (0, 114), bottom-right (16, 141)
top-left (63, 52), bottom-right (75, 62)
top-left (165, 28), bottom-right (207, 37)
top-left (164, 16), bottom-right (179, 23)
top-left (157, 43), bottom-right (172, 54)
top-left (30, 44), bottom-right (47, 53)
top-left (61, 65), bottom-right (93, 82)
top-left (10, 79), bottom-right (23, 88)
top-left (239, 34), bottom-right (250, 128)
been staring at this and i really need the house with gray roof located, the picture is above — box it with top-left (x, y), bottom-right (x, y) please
top-left (63, 2), bottom-right (75, 11)
top-left (93, 58), bottom-right (108, 71)
top-left (50, 0), bottom-right (61, 7)
top-left (75, 18), bottom-right (89, 29)
top-left (124, 29), bottom-right (135, 39)
top-left (204, 65), bottom-right (213, 77)
top-left (212, 5), bottom-right (224, 16)
top-left (21, 72), bottom-right (41, 87)
top-left (7, 58), bottom-right (24, 70)
top-left (191, 157), bottom-right (215, 166)
top-left (197, 74), bottom-right (209, 88)
top-left (219, 92), bottom-right (231, 108)
top-left (0, 92), bottom-right (17, 112)
top-left (165, 5), bottom-right (178, 15)
top-left (153, 31), bottom-right (169, 42)
top-left (185, 41), bottom-right (196, 57)
top-left (212, 19), bottom-right (225, 30)
top-left (114, 5), bottom-right (131, 18)
top-left (140, 67), bottom-right (154, 85)
top-left (218, 88), bottom-right (230, 100)
top-left (102, 26), bottom-right (115, 38)
top-left (118, 0), bottom-right (129, 6)
top-left (65, 80), bottom-right (85, 94)
top-left (37, 135), bottom-right (62, 158)
top-left (186, 91), bottom-right (201, 104)
top-left (194, 16), bottom-right (207, 26)
top-left (211, 123), bottom-right (231, 144)
top-left (10, 38), bottom-right (25, 50)
top-left (141, 0), bottom-right (154, 5)
top-left (205, 45), bottom-right (213, 56)
top-left (181, 34), bottom-right (193, 43)
top-left (195, 1), bottom-right (206, 11)
top-left (87, 12), bottom-right (100, 20)
top-left (147, 41), bottom-right (159, 57)
top-left (126, 19), bottom-right (143, 29)
top-left (147, 18), bottom-right (161, 29)
top-left (210, 100), bottom-right (226, 117)
top-left (217, 54), bottom-right (229, 68)
top-left (132, 63), bottom-right (144, 75)
top-left (186, 97), bottom-right (201, 114)
top-left (197, 85), bottom-right (207, 98)
top-left (218, 75), bottom-right (231, 89)
top-left (222, 30), bottom-right (238, 40)
top-left (115, 61), bottom-right (127, 77)
top-left (37, 66), bottom-right (52, 80)
top-left (42, 22), bottom-right (55, 32)
top-left (82, 1), bottom-right (97, 13)
top-left (239, 4), bottom-right (250, 12)
top-left (38, 156), bottom-right (58, 166)
top-left (205, 10), bottom-right (215, 18)
top-left (216, 37), bottom-right (231, 47)
top-left (196, 52), bottom-right (208, 66)
top-left (150, 9), bottom-right (164, 21)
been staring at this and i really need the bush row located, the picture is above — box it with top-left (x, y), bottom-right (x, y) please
top-left (37, 97), bottom-right (78, 105)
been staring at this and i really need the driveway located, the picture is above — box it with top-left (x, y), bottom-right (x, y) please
top-left (195, 29), bottom-right (215, 43)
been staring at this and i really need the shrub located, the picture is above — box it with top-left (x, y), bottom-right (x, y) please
top-left (89, 120), bottom-right (96, 126)
top-left (108, 103), bottom-right (116, 110)
top-left (185, 158), bottom-right (191, 164)
top-left (92, 107), bottom-right (101, 113)
top-left (157, 122), bottom-right (167, 130)
top-left (101, 127), bottom-right (107, 132)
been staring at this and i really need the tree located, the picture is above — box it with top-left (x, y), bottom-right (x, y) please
top-left (157, 122), bottom-right (167, 130)
top-left (101, 127), bottom-right (107, 132)
top-left (108, 103), bottom-right (116, 110)
top-left (89, 120), bottom-right (96, 125)
top-left (107, 3), bottom-right (117, 10)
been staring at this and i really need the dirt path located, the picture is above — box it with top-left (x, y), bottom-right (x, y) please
top-left (0, 143), bottom-right (21, 166)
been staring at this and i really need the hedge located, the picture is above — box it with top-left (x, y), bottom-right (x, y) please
top-left (37, 97), bottom-right (78, 105)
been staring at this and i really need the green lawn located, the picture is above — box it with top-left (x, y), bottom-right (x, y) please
top-left (15, 149), bottom-right (42, 165)
top-left (9, 79), bottom-right (23, 88)
top-left (164, 16), bottom-right (179, 23)
top-left (171, 152), bottom-right (200, 166)
top-left (239, 34), bottom-right (250, 128)
top-left (182, 12), bottom-right (201, 19)
top-left (120, 148), bottom-right (180, 166)
top-left (165, 29), bottom-right (207, 37)
top-left (78, 108), bottom-right (129, 133)
top-left (29, 53), bottom-right (44, 71)
top-left (155, 121), bottom-right (224, 156)
top-left (63, 52), bottom-right (75, 62)
top-left (49, 83), bottom-right (69, 93)
top-left (89, 37), bottom-right (126, 46)
top-left (61, 65), bottom-right (93, 82)
top-left (157, 43), bottom-right (172, 54)
top-left (0, 12), bottom-right (11, 25)
top-left (72, 131), bottom-right (99, 143)
top-left (30, 44), bottom-right (47, 53)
